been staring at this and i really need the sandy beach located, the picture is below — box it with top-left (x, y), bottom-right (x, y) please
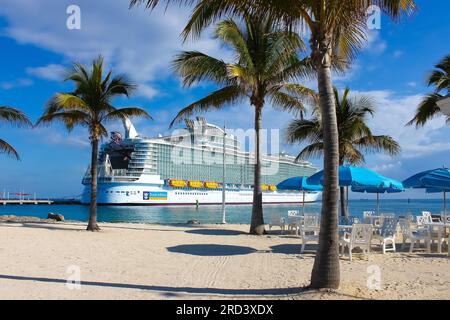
top-left (0, 218), bottom-right (449, 300)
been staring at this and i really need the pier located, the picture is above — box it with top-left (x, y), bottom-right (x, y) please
top-left (2, 199), bottom-right (53, 205)
top-left (1, 192), bottom-right (53, 205)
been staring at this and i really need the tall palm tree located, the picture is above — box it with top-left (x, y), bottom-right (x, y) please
top-left (408, 55), bottom-right (450, 127)
top-left (0, 106), bottom-right (32, 160)
top-left (37, 56), bottom-right (151, 231)
top-left (286, 87), bottom-right (400, 217)
top-left (131, 0), bottom-right (416, 288)
top-left (169, 15), bottom-right (315, 235)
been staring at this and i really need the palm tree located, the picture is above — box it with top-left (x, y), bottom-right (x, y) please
top-left (169, 15), bottom-right (315, 235)
top-left (37, 56), bottom-right (151, 231)
top-left (408, 55), bottom-right (450, 127)
top-left (0, 106), bottom-right (32, 160)
top-left (131, 0), bottom-right (416, 288)
top-left (286, 87), bottom-right (400, 217)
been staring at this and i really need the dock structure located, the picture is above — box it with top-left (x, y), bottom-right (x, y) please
top-left (1, 200), bottom-right (53, 205)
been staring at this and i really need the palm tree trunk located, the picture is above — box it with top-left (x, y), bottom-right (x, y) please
top-left (87, 138), bottom-right (100, 231)
top-left (249, 104), bottom-right (265, 235)
top-left (310, 46), bottom-right (340, 289)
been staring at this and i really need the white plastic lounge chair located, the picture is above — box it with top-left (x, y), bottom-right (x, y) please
top-left (299, 214), bottom-right (320, 253)
top-left (399, 218), bottom-right (431, 253)
top-left (373, 217), bottom-right (397, 254)
top-left (339, 224), bottom-right (373, 261)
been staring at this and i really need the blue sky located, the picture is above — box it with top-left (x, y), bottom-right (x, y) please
top-left (0, 0), bottom-right (449, 199)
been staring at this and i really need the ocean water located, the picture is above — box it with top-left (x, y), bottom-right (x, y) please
top-left (0, 199), bottom-right (448, 224)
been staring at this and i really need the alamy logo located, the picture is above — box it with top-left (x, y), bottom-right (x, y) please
top-left (66, 5), bottom-right (81, 30)
top-left (366, 5), bottom-right (381, 30)
top-left (367, 265), bottom-right (382, 290)
top-left (169, 127), bottom-right (280, 176)
top-left (66, 265), bottom-right (81, 290)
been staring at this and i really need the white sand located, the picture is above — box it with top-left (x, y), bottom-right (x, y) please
top-left (0, 220), bottom-right (449, 300)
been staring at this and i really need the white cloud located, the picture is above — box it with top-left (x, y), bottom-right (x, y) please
top-left (137, 84), bottom-right (159, 100)
top-left (0, 0), bottom-right (224, 98)
top-left (31, 127), bottom-right (90, 148)
top-left (370, 161), bottom-right (402, 174)
top-left (407, 82), bottom-right (417, 88)
top-left (26, 64), bottom-right (66, 81)
top-left (353, 90), bottom-right (450, 159)
top-left (365, 30), bottom-right (387, 55)
top-left (0, 78), bottom-right (33, 90)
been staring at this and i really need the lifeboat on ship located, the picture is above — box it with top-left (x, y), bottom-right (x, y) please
top-left (169, 179), bottom-right (187, 188)
top-left (204, 181), bottom-right (219, 189)
top-left (188, 180), bottom-right (204, 188)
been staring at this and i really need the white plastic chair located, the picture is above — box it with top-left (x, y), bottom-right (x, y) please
top-left (299, 214), bottom-right (320, 253)
top-left (422, 211), bottom-right (432, 218)
top-left (373, 218), bottom-right (397, 254)
top-left (287, 210), bottom-right (302, 234)
top-left (399, 218), bottom-right (431, 253)
top-left (363, 211), bottom-right (375, 223)
top-left (268, 213), bottom-right (286, 234)
top-left (340, 224), bottom-right (373, 261)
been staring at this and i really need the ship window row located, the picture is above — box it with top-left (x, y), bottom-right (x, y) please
top-left (175, 192), bottom-right (208, 196)
top-left (105, 191), bottom-right (141, 194)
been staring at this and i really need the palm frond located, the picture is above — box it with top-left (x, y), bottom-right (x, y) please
top-left (36, 111), bottom-right (90, 132)
top-left (406, 93), bottom-right (443, 127)
top-left (353, 135), bottom-right (401, 156)
top-left (170, 85), bottom-right (244, 127)
top-left (172, 51), bottom-right (229, 87)
top-left (105, 108), bottom-right (152, 122)
top-left (296, 142), bottom-right (324, 161)
top-left (427, 55), bottom-right (450, 92)
top-left (342, 142), bottom-right (365, 165)
top-left (269, 91), bottom-right (306, 118)
top-left (285, 118), bottom-right (322, 144)
top-left (0, 138), bottom-right (20, 160)
top-left (215, 19), bottom-right (255, 73)
top-left (52, 93), bottom-right (89, 111)
top-left (0, 106), bottom-right (32, 127)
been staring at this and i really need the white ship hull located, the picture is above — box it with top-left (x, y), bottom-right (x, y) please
top-left (81, 181), bottom-right (320, 206)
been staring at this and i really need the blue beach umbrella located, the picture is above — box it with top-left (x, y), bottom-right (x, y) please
top-left (277, 176), bottom-right (323, 213)
top-left (351, 177), bottom-right (405, 214)
top-left (307, 166), bottom-right (389, 187)
top-left (403, 168), bottom-right (450, 217)
top-left (307, 166), bottom-right (389, 213)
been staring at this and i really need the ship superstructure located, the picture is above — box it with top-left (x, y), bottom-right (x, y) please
top-left (81, 117), bottom-right (320, 205)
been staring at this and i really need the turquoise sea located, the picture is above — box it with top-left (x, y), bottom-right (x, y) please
top-left (0, 199), bottom-right (448, 224)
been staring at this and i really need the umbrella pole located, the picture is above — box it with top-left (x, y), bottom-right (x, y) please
top-left (346, 186), bottom-right (349, 215)
top-left (302, 191), bottom-right (305, 215)
top-left (444, 191), bottom-right (447, 222)
top-left (377, 193), bottom-right (380, 215)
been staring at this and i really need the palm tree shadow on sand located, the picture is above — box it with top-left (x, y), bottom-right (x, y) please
top-left (167, 244), bottom-right (256, 256)
top-left (0, 274), bottom-right (368, 299)
top-left (184, 229), bottom-right (246, 236)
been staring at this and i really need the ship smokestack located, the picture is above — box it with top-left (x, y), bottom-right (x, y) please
top-left (122, 116), bottom-right (138, 139)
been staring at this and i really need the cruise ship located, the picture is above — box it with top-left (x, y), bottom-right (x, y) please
top-left (81, 117), bottom-right (320, 205)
